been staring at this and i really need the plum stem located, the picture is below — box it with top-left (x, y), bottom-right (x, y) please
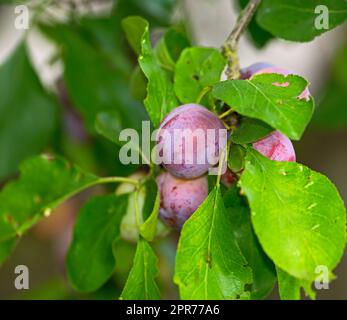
top-left (222, 0), bottom-right (261, 80)
top-left (134, 189), bottom-right (142, 229)
top-left (96, 176), bottom-right (140, 186)
top-left (196, 86), bottom-right (212, 104)
top-left (216, 138), bottom-right (233, 186)
top-left (219, 108), bottom-right (233, 119)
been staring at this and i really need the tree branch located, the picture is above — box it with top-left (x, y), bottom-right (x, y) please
top-left (222, 0), bottom-right (261, 80)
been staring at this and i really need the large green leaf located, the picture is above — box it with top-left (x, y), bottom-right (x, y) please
top-left (223, 187), bottom-right (276, 299)
top-left (212, 73), bottom-right (314, 140)
top-left (174, 186), bottom-right (252, 299)
top-left (174, 47), bottom-right (226, 105)
top-left (239, 147), bottom-right (346, 281)
top-left (0, 155), bottom-right (98, 243)
top-left (67, 194), bottom-right (128, 292)
top-left (122, 16), bottom-right (179, 127)
top-left (0, 44), bottom-right (57, 180)
top-left (120, 238), bottom-right (161, 299)
top-left (257, 0), bottom-right (347, 42)
top-left (39, 22), bottom-right (146, 134)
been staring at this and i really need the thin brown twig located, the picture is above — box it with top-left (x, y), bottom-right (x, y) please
top-left (221, 0), bottom-right (261, 80)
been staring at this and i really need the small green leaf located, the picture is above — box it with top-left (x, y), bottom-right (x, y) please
top-left (140, 179), bottom-right (161, 241)
top-left (122, 16), bottom-right (179, 127)
top-left (122, 16), bottom-right (148, 55)
top-left (257, 0), bottom-right (347, 42)
top-left (277, 267), bottom-right (315, 300)
top-left (239, 147), bottom-right (346, 281)
top-left (0, 155), bottom-right (98, 242)
top-left (0, 43), bottom-right (57, 180)
top-left (213, 73), bottom-right (314, 140)
top-left (120, 238), bottom-right (161, 299)
top-left (223, 187), bottom-right (276, 300)
top-left (228, 144), bottom-right (246, 173)
top-left (231, 118), bottom-right (274, 144)
top-left (174, 47), bottom-right (226, 106)
top-left (154, 27), bottom-right (190, 71)
top-left (67, 194), bottom-right (128, 292)
top-left (174, 186), bottom-right (252, 299)
top-left (117, 177), bottom-right (168, 242)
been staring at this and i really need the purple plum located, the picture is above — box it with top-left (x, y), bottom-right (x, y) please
top-left (157, 104), bottom-right (226, 179)
top-left (156, 171), bottom-right (208, 230)
top-left (253, 131), bottom-right (296, 162)
top-left (241, 63), bottom-right (310, 100)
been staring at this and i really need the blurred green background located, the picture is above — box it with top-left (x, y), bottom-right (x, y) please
top-left (0, 0), bottom-right (346, 300)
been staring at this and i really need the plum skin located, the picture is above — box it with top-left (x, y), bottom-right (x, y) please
top-left (241, 63), bottom-right (310, 100)
top-left (156, 171), bottom-right (208, 230)
top-left (157, 103), bottom-right (226, 179)
top-left (240, 62), bottom-right (273, 79)
top-left (253, 131), bottom-right (296, 162)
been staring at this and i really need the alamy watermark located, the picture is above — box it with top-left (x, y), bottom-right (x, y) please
top-left (14, 5), bottom-right (30, 30)
top-left (14, 265), bottom-right (29, 290)
top-left (314, 265), bottom-right (329, 290)
top-left (118, 121), bottom-right (228, 175)
top-left (314, 5), bottom-right (329, 30)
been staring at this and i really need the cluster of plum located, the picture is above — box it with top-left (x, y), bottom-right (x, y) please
top-left (154, 63), bottom-right (310, 230)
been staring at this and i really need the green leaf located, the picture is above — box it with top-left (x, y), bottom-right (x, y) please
top-left (0, 155), bottom-right (98, 242)
top-left (130, 66), bottom-right (148, 101)
top-left (120, 238), bottom-right (161, 299)
top-left (95, 111), bottom-right (124, 146)
top-left (39, 22), bottom-right (146, 134)
top-left (228, 144), bottom-right (246, 173)
top-left (174, 186), bottom-right (252, 299)
top-left (0, 44), bottom-right (57, 180)
top-left (239, 147), bottom-right (346, 281)
top-left (95, 111), bottom-right (143, 164)
top-left (122, 16), bottom-right (179, 127)
top-left (257, 0), bottom-right (347, 42)
top-left (231, 118), bottom-right (273, 144)
top-left (154, 27), bottom-right (190, 71)
top-left (223, 187), bottom-right (276, 299)
top-left (0, 238), bottom-right (17, 265)
top-left (277, 267), bottom-right (315, 300)
top-left (140, 180), bottom-right (160, 241)
top-left (117, 176), bottom-right (168, 242)
top-left (122, 16), bottom-right (148, 55)
top-left (174, 47), bottom-right (226, 106)
top-left (67, 194), bottom-right (128, 292)
top-left (212, 73), bottom-right (314, 140)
